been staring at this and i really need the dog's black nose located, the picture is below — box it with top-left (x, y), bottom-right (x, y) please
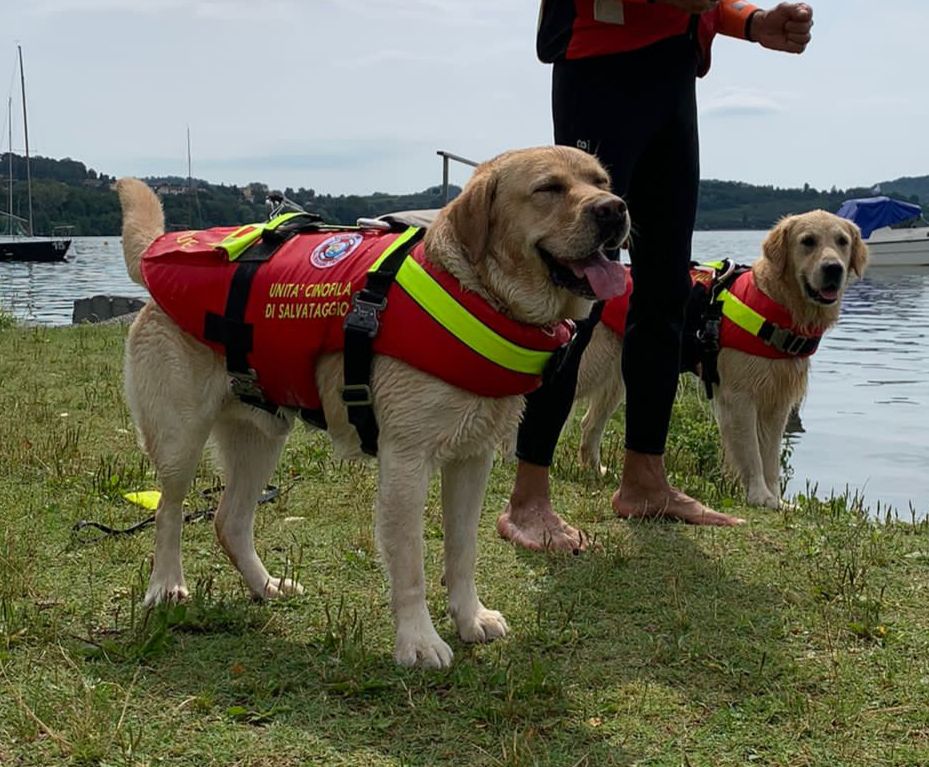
top-left (821, 261), bottom-right (845, 286)
top-left (590, 197), bottom-right (628, 237)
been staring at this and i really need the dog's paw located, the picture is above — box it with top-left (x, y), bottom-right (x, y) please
top-left (261, 577), bottom-right (305, 600)
top-left (578, 448), bottom-right (609, 478)
top-left (395, 625), bottom-right (454, 669)
top-left (747, 489), bottom-right (781, 509)
top-left (143, 581), bottom-right (189, 607)
top-left (456, 607), bottom-right (509, 644)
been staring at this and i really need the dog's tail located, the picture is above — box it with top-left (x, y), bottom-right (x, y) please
top-left (117, 177), bottom-right (164, 286)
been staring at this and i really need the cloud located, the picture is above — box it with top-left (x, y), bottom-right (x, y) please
top-left (701, 88), bottom-right (785, 118)
top-left (29, 0), bottom-right (298, 19)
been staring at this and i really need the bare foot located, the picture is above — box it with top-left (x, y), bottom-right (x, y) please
top-left (614, 449), bottom-right (745, 526)
top-left (497, 461), bottom-right (589, 552)
top-left (497, 501), bottom-right (589, 552)
top-left (612, 486), bottom-right (744, 526)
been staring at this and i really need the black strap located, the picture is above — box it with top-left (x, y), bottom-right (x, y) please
top-left (697, 260), bottom-right (748, 400)
top-left (299, 408), bottom-right (328, 430)
top-left (342, 228), bottom-right (426, 456)
top-left (203, 219), bottom-right (322, 414)
top-left (541, 302), bottom-right (598, 385)
top-left (204, 259), bottom-right (275, 411)
top-left (758, 323), bottom-right (821, 356)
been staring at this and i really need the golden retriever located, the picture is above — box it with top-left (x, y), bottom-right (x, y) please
top-left (117, 146), bottom-right (629, 668)
top-left (575, 210), bottom-right (868, 509)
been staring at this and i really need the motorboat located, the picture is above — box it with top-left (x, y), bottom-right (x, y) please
top-left (836, 196), bottom-right (929, 267)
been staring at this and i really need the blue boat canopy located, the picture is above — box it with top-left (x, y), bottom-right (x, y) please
top-left (835, 196), bottom-right (923, 239)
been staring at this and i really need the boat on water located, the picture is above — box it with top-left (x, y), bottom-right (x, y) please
top-left (1, 45), bottom-right (71, 263)
top-left (836, 196), bottom-right (929, 267)
top-left (0, 224), bottom-right (72, 263)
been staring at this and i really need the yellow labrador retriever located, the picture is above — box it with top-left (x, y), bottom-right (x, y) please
top-left (576, 210), bottom-right (868, 509)
top-left (117, 146), bottom-right (629, 668)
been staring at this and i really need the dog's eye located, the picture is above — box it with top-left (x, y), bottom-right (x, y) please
top-left (534, 182), bottom-right (565, 195)
top-left (836, 234), bottom-right (849, 247)
top-left (800, 235), bottom-right (818, 248)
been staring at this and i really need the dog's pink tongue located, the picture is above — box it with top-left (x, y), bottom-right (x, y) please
top-left (819, 287), bottom-right (839, 301)
top-left (570, 255), bottom-right (627, 300)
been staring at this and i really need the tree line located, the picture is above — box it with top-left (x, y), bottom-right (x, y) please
top-left (1, 152), bottom-right (925, 236)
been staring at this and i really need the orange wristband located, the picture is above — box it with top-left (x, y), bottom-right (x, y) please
top-left (718, 0), bottom-right (760, 39)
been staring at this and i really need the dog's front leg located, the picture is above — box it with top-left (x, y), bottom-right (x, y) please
top-left (759, 402), bottom-right (793, 508)
top-left (578, 373), bottom-right (625, 475)
top-left (376, 444), bottom-right (453, 669)
top-left (441, 451), bottom-right (508, 644)
top-left (716, 389), bottom-right (778, 508)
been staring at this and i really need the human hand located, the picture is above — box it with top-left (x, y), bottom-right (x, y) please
top-left (656, 0), bottom-right (720, 12)
top-left (752, 2), bottom-right (813, 53)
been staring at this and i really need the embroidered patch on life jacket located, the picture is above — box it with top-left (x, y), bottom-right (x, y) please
top-left (310, 233), bottom-right (363, 269)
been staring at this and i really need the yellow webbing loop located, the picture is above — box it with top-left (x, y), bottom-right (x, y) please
top-left (215, 212), bottom-right (306, 261)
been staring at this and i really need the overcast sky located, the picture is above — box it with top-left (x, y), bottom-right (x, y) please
top-left (3, 0), bottom-right (926, 196)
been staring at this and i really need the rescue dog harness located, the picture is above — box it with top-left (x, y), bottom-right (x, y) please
top-left (600, 260), bottom-right (825, 398)
top-left (141, 213), bottom-right (574, 454)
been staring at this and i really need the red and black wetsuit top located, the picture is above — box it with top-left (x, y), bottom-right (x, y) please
top-left (537, 0), bottom-right (759, 73)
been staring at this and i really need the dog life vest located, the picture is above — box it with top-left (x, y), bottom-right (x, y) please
top-left (140, 220), bottom-right (574, 414)
top-left (600, 262), bottom-right (825, 383)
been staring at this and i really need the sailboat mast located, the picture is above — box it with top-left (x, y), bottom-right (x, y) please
top-left (17, 45), bottom-right (33, 237)
top-left (7, 97), bottom-right (12, 236)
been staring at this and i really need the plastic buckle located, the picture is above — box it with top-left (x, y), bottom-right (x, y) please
top-left (785, 334), bottom-right (809, 355)
top-left (766, 327), bottom-right (802, 355)
top-left (341, 384), bottom-right (373, 407)
top-left (698, 318), bottom-right (721, 352)
top-left (345, 292), bottom-right (387, 337)
top-left (229, 368), bottom-right (264, 399)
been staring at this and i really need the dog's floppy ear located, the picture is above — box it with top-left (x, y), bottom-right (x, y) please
top-left (762, 215), bottom-right (793, 276)
top-left (445, 165), bottom-right (498, 262)
top-left (847, 222), bottom-right (869, 277)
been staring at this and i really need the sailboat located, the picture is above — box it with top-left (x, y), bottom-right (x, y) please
top-left (0, 45), bottom-right (71, 263)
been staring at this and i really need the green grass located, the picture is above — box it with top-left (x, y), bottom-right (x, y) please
top-left (1, 320), bottom-right (928, 766)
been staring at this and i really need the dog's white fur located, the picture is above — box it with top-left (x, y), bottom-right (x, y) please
top-left (575, 210), bottom-right (868, 508)
top-left (117, 146), bottom-right (627, 668)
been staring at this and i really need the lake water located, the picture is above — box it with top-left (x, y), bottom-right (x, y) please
top-left (2, 233), bottom-right (927, 518)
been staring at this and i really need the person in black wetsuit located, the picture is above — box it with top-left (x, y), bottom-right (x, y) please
top-left (498, 0), bottom-right (815, 550)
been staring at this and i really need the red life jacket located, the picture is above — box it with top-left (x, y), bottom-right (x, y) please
top-left (141, 226), bottom-right (574, 411)
top-left (599, 266), bottom-right (824, 359)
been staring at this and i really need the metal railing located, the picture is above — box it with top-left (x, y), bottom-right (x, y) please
top-left (437, 150), bottom-right (479, 203)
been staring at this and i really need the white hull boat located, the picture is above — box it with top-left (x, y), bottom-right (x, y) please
top-left (864, 226), bottom-right (929, 267)
top-left (837, 196), bottom-right (929, 268)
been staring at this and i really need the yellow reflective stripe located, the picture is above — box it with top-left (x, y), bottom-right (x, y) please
top-left (701, 260), bottom-right (725, 270)
top-left (368, 226), bottom-right (422, 271)
top-left (394, 257), bottom-right (553, 375)
top-left (216, 212), bottom-right (307, 261)
top-left (718, 288), bottom-right (765, 336)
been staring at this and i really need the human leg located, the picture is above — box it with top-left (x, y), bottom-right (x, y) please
top-left (606, 38), bottom-right (743, 525)
top-left (498, 311), bottom-right (601, 551)
top-left (499, 51), bottom-right (651, 550)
